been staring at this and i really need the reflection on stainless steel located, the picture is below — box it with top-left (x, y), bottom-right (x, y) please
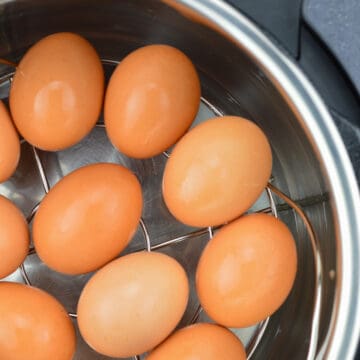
top-left (17, 143), bottom-right (324, 359)
top-left (190, 304), bottom-right (203, 324)
top-left (140, 218), bottom-right (152, 252)
top-left (247, 317), bottom-right (270, 360)
top-left (32, 147), bottom-right (50, 194)
top-left (162, 151), bottom-right (170, 159)
top-left (265, 185), bottom-right (278, 219)
top-left (0, 58), bottom-right (17, 67)
top-left (19, 264), bottom-right (31, 285)
top-left (16, 134), bottom-right (322, 359)
top-left (189, 226), bottom-right (212, 325)
top-left (95, 123), bottom-right (105, 128)
top-left (26, 202), bottom-right (40, 223)
top-left (246, 187), bottom-right (277, 359)
top-left (0, 71), bottom-right (15, 84)
top-left (268, 183), bottom-right (323, 360)
top-left (150, 227), bottom-right (214, 251)
top-left (0, 1), bottom-right (359, 359)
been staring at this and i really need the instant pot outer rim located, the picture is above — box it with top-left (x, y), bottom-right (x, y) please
top-left (172, 0), bottom-right (360, 359)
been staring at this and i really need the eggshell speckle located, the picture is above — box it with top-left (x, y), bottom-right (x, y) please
top-left (0, 282), bottom-right (76, 360)
top-left (33, 163), bottom-right (142, 275)
top-left (0, 195), bottom-right (29, 279)
top-left (163, 116), bottom-right (272, 227)
top-left (0, 101), bottom-right (20, 183)
top-left (105, 44), bottom-right (200, 158)
top-left (77, 251), bottom-right (189, 358)
top-left (10, 32), bottom-right (104, 151)
top-left (196, 213), bottom-right (297, 327)
top-left (148, 323), bottom-right (246, 360)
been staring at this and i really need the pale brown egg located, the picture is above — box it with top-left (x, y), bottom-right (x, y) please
top-left (148, 323), bottom-right (246, 360)
top-left (0, 195), bottom-right (29, 279)
top-left (0, 100), bottom-right (20, 183)
top-left (104, 44), bottom-right (201, 158)
top-left (77, 251), bottom-right (189, 358)
top-left (196, 213), bottom-right (298, 327)
top-left (0, 282), bottom-right (76, 360)
top-left (163, 116), bottom-right (272, 227)
top-left (10, 32), bottom-right (104, 151)
top-left (33, 163), bottom-right (142, 275)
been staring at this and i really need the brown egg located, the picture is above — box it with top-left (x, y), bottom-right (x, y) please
top-left (33, 163), bottom-right (142, 275)
top-left (148, 323), bottom-right (246, 360)
top-left (104, 44), bottom-right (200, 158)
top-left (163, 116), bottom-right (272, 227)
top-left (0, 282), bottom-right (76, 360)
top-left (0, 100), bottom-right (20, 183)
top-left (10, 32), bottom-right (104, 151)
top-left (77, 251), bottom-right (189, 358)
top-left (0, 195), bottom-right (29, 279)
top-left (196, 213), bottom-right (298, 327)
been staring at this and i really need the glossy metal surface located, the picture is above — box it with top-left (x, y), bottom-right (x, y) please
top-left (175, 2), bottom-right (360, 360)
top-left (0, 1), bottom-right (359, 359)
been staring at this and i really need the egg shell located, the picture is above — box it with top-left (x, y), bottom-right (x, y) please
top-left (10, 32), bottom-right (104, 151)
top-left (196, 213), bottom-right (298, 327)
top-left (77, 251), bottom-right (189, 358)
top-left (162, 116), bottom-right (272, 227)
top-left (33, 163), bottom-right (142, 275)
top-left (0, 100), bottom-right (20, 183)
top-left (104, 44), bottom-right (201, 158)
top-left (0, 282), bottom-right (76, 360)
top-left (0, 195), bottom-right (29, 279)
top-left (148, 323), bottom-right (246, 360)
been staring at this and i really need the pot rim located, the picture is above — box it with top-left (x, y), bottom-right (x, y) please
top-left (173, 0), bottom-right (360, 359)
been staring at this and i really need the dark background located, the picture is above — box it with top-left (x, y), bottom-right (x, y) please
top-left (227, 0), bottom-right (360, 184)
top-left (227, 1), bottom-right (360, 357)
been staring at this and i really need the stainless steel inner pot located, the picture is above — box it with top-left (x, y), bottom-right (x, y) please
top-left (0, 1), bottom-right (359, 359)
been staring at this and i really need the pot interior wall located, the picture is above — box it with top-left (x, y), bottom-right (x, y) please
top-left (0, 1), bottom-right (336, 359)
